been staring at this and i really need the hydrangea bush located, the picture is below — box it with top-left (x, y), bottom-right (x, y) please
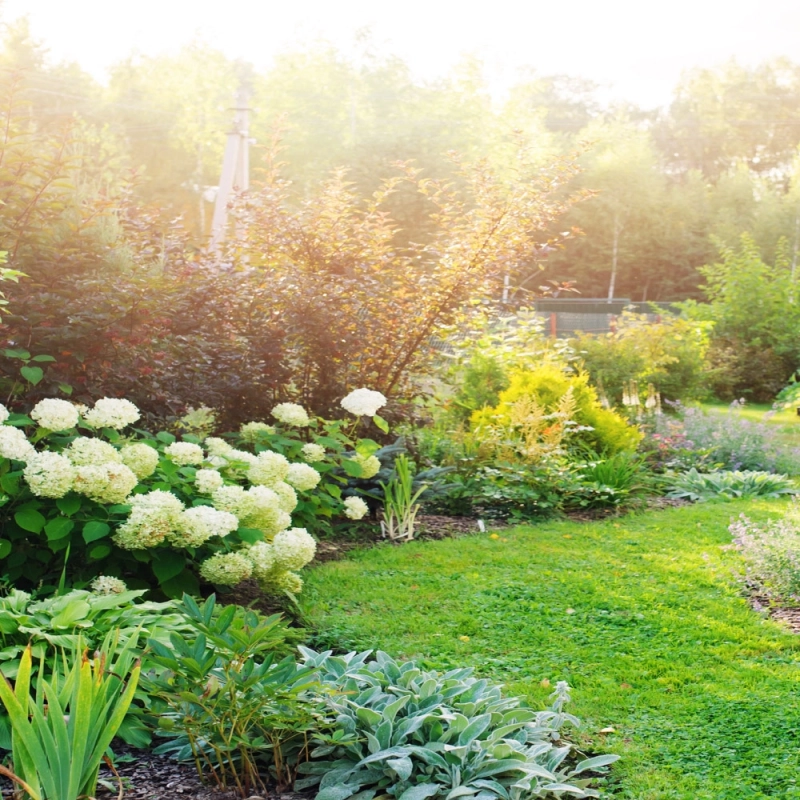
top-left (0, 389), bottom-right (385, 597)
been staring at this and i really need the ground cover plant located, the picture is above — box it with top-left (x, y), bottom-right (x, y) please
top-left (666, 468), bottom-right (797, 502)
top-left (300, 500), bottom-right (800, 799)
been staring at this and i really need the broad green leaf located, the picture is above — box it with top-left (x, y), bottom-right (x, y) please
top-left (2, 349), bottom-right (29, 360)
top-left (237, 528), bottom-right (265, 544)
top-left (0, 540), bottom-right (11, 559)
top-left (14, 509), bottom-right (45, 533)
top-left (50, 600), bottom-right (91, 628)
top-left (372, 414), bottom-right (389, 434)
top-left (397, 784), bottom-right (440, 800)
top-left (88, 544), bottom-right (111, 560)
top-left (31, 355), bottom-right (55, 363)
top-left (19, 366), bottom-right (43, 385)
top-left (56, 495), bottom-right (82, 517)
top-left (82, 521), bottom-right (110, 544)
top-left (43, 518), bottom-right (73, 542)
top-left (152, 551), bottom-right (185, 583)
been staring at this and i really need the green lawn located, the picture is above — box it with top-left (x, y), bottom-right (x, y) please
top-left (300, 502), bottom-right (800, 800)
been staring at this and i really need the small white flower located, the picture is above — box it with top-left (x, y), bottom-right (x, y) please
top-left (340, 388), bottom-right (387, 417)
top-left (30, 399), bottom-right (79, 432)
top-left (82, 398), bottom-right (141, 430)
top-left (301, 442), bottom-right (326, 463)
top-left (271, 402), bottom-right (310, 427)
top-left (343, 496), bottom-right (369, 520)
top-left (285, 462), bottom-right (321, 492)
top-left (164, 441), bottom-right (205, 466)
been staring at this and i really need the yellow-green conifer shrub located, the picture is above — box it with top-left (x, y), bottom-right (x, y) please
top-left (470, 364), bottom-right (641, 455)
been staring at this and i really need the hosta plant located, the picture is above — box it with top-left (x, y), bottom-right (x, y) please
top-left (0, 391), bottom-right (383, 596)
top-left (0, 634), bottom-right (140, 800)
top-left (297, 648), bottom-right (618, 800)
top-left (666, 469), bottom-right (798, 502)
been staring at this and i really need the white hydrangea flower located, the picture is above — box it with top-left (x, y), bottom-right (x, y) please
top-left (272, 527), bottom-right (316, 570)
top-left (225, 449), bottom-right (258, 466)
top-left (274, 482), bottom-right (298, 513)
top-left (0, 404), bottom-right (9, 424)
top-left (301, 442), bottom-right (326, 463)
top-left (240, 486), bottom-right (291, 535)
top-left (271, 570), bottom-right (304, 595)
top-left (205, 437), bottom-right (235, 458)
top-left (240, 421), bottom-right (276, 443)
top-left (0, 426), bottom-right (35, 462)
top-left (350, 453), bottom-right (381, 480)
top-left (195, 468), bottom-right (224, 494)
top-left (113, 490), bottom-right (184, 549)
top-left (271, 403), bottom-right (310, 427)
top-left (23, 452), bottom-right (75, 498)
top-left (120, 443), bottom-right (160, 479)
top-left (91, 575), bottom-right (127, 595)
top-left (73, 463), bottom-right (138, 504)
top-left (66, 437), bottom-right (122, 466)
top-left (200, 552), bottom-right (253, 586)
top-left (285, 462), bottom-right (321, 492)
top-left (247, 450), bottom-right (290, 487)
top-left (340, 388), bottom-right (387, 417)
top-left (343, 496), bottom-right (369, 520)
top-left (247, 540), bottom-right (276, 581)
top-left (30, 399), bottom-right (80, 432)
top-left (82, 398), bottom-right (141, 430)
top-left (164, 441), bottom-right (205, 466)
top-left (169, 506), bottom-right (239, 547)
top-left (212, 485), bottom-right (257, 519)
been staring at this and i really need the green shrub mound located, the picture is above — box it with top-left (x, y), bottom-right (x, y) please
top-left (296, 648), bottom-right (617, 800)
top-left (471, 365), bottom-right (641, 455)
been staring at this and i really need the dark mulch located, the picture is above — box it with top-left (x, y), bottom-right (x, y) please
top-left (94, 746), bottom-right (311, 800)
top-left (749, 593), bottom-right (800, 635)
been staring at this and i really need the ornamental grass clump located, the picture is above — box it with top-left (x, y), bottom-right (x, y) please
top-left (0, 392), bottom-right (383, 596)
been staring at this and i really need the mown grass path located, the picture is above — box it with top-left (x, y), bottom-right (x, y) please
top-left (301, 501), bottom-right (800, 799)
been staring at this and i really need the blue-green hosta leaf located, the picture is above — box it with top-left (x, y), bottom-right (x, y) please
top-left (48, 600), bottom-right (91, 629)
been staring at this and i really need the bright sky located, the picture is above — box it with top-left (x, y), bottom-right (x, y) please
top-left (4, 0), bottom-right (800, 108)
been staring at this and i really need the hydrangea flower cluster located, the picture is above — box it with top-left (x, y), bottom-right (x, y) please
top-left (286, 462), bottom-right (321, 491)
top-left (0, 404), bottom-right (9, 424)
top-left (72, 463), bottom-right (138, 504)
top-left (0, 426), bottom-right (35, 462)
top-left (120, 443), bottom-right (160, 479)
top-left (248, 451), bottom-right (290, 486)
top-left (82, 398), bottom-right (141, 430)
top-left (350, 453), bottom-right (382, 479)
top-left (271, 402), bottom-right (310, 427)
top-left (343, 496), bottom-right (369, 520)
top-left (240, 421), bottom-right (275, 442)
top-left (301, 442), bottom-right (326, 463)
top-left (23, 452), bottom-right (76, 498)
top-left (340, 388), bottom-right (387, 417)
top-left (113, 490), bottom-right (185, 549)
top-left (195, 468), bottom-right (224, 494)
top-left (164, 441), bottom-right (205, 466)
top-left (170, 506), bottom-right (238, 547)
top-left (30, 399), bottom-right (80, 432)
top-left (91, 575), bottom-right (128, 595)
